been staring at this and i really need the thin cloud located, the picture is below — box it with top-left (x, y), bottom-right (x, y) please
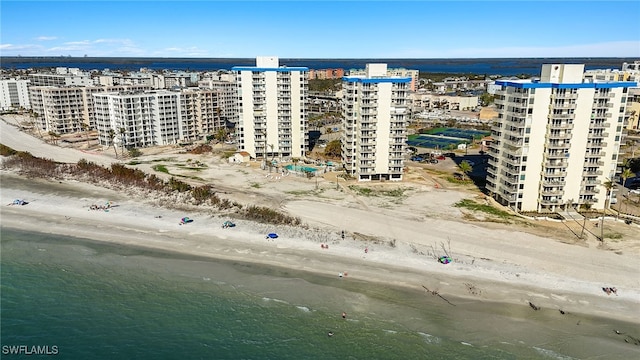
top-left (160, 46), bottom-right (209, 57)
top-left (63, 40), bottom-right (92, 46)
top-left (35, 36), bottom-right (57, 41)
top-left (0, 43), bottom-right (44, 51)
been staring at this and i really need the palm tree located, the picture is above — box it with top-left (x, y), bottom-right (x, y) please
top-left (458, 161), bottom-right (473, 180)
top-left (269, 143), bottom-right (276, 163)
top-left (119, 127), bottom-right (126, 158)
top-left (214, 128), bottom-right (228, 143)
top-left (48, 131), bottom-right (60, 145)
top-left (32, 112), bottom-right (43, 138)
top-left (600, 179), bottom-right (614, 242)
top-left (107, 129), bottom-right (118, 158)
top-left (620, 168), bottom-right (634, 216)
top-left (80, 122), bottom-right (90, 141)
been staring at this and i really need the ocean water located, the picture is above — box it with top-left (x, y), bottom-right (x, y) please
top-left (0, 57), bottom-right (634, 75)
top-left (1, 228), bottom-right (638, 360)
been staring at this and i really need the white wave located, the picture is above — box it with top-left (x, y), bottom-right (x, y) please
top-left (533, 346), bottom-right (576, 360)
top-left (417, 332), bottom-right (441, 344)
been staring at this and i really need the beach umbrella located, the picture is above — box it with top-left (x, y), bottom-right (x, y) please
top-left (181, 217), bottom-right (193, 223)
top-left (267, 233), bottom-right (278, 239)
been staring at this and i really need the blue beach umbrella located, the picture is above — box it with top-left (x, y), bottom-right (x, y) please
top-left (267, 233), bottom-right (278, 239)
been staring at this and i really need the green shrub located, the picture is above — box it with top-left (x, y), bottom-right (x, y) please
top-left (0, 144), bottom-right (17, 156)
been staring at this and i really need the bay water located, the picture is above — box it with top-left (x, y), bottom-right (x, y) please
top-left (1, 228), bottom-right (638, 359)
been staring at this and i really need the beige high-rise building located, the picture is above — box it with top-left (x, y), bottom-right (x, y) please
top-left (488, 64), bottom-right (637, 212)
top-left (341, 64), bottom-right (410, 181)
top-left (29, 85), bottom-right (152, 133)
top-left (0, 79), bottom-right (31, 111)
top-left (232, 56), bottom-right (309, 160)
top-left (93, 88), bottom-right (223, 148)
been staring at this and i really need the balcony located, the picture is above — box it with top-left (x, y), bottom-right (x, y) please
top-left (583, 170), bottom-right (603, 176)
top-left (547, 132), bottom-right (572, 141)
top-left (545, 152), bottom-right (567, 159)
top-left (593, 103), bottom-right (612, 110)
top-left (540, 198), bottom-right (562, 205)
top-left (541, 189), bottom-right (564, 196)
top-left (503, 137), bottom-right (524, 147)
top-left (547, 142), bottom-right (570, 150)
top-left (586, 153), bottom-right (606, 162)
top-left (584, 160), bottom-right (605, 167)
top-left (582, 179), bottom-right (601, 186)
top-left (550, 103), bottom-right (576, 110)
top-left (544, 161), bottom-right (567, 168)
top-left (543, 170), bottom-right (567, 177)
top-left (587, 142), bottom-right (608, 148)
top-left (580, 188), bottom-right (600, 195)
top-left (542, 178), bottom-right (566, 186)
top-left (548, 113), bottom-right (574, 120)
top-left (548, 122), bottom-right (572, 130)
top-left (551, 93), bottom-right (578, 100)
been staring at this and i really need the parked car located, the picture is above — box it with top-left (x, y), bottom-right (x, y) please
top-left (444, 152), bottom-right (456, 158)
top-left (436, 155), bottom-right (446, 160)
top-left (429, 159), bottom-right (439, 164)
top-left (630, 189), bottom-right (640, 195)
top-left (410, 156), bottom-right (424, 162)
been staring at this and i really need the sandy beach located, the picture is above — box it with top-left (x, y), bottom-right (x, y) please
top-left (1, 115), bottom-right (640, 324)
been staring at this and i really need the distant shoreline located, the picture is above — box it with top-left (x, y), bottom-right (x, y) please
top-left (1, 56), bottom-right (634, 75)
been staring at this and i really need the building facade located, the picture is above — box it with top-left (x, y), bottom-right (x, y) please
top-left (232, 56), bottom-right (309, 160)
top-left (348, 67), bottom-right (419, 92)
top-left (28, 68), bottom-right (93, 87)
top-left (0, 79), bottom-right (31, 111)
top-left (29, 84), bottom-right (152, 133)
top-left (93, 88), bottom-right (223, 148)
top-left (341, 64), bottom-right (410, 181)
top-left (487, 64), bottom-right (636, 212)
top-left (93, 90), bottom-right (183, 148)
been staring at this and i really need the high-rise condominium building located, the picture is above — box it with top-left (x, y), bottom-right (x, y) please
top-left (28, 68), bottom-right (93, 87)
top-left (232, 56), bottom-right (309, 160)
top-left (29, 85), bottom-right (152, 133)
top-left (0, 79), bottom-right (30, 111)
top-left (93, 89), bottom-right (223, 148)
top-left (487, 64), bottom-right (637, 212)
top-left (93, 90), bottom-right (182, 148)
top-left (342, 64), bottom-right (410, 181)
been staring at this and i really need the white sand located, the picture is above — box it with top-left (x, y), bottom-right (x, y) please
top-left (2, 116), bottom-right (639, 323)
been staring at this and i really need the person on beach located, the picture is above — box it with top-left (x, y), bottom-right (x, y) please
top-left (342, 312), bottom-right (347, 319)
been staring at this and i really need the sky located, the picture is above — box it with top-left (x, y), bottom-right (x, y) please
top-left (1, 0), bottom-right (639, 58)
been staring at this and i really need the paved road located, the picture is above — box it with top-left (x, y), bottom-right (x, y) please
top-left (1, 117), bottom-right (116, 167)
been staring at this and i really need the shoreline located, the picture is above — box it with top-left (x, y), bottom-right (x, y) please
top-left (2, 173), bottom-right (639, 325)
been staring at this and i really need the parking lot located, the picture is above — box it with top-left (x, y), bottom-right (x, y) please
top-left (408, 148), bottom-right (489, 179)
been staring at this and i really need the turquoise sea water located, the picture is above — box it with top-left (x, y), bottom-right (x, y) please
top-left (1, 228), bottom-right (638, 359)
